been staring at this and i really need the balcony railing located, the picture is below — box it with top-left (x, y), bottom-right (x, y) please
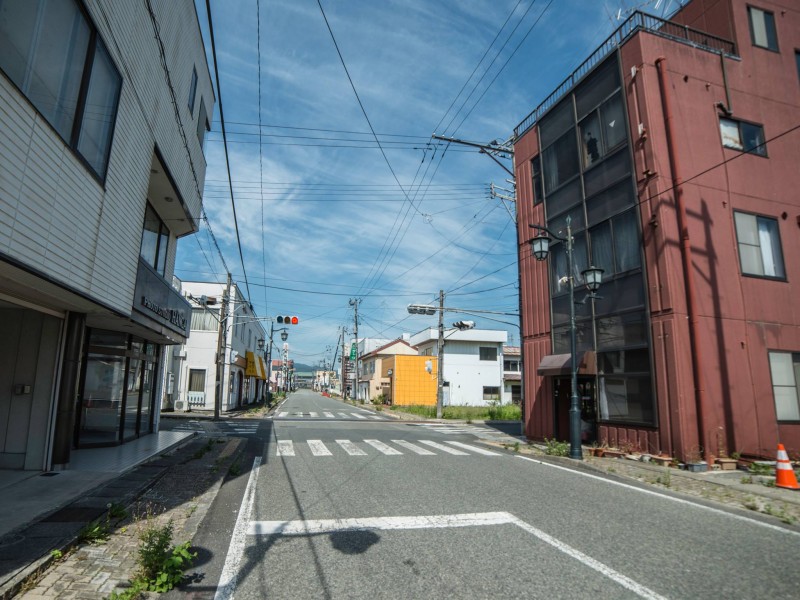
top-left (514, 11), bottom-right (737, 138)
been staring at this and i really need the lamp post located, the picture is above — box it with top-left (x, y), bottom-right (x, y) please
top-left (265, 324), bottom-right (288, 402)
top-left (257, 337), bottom-right (265, 402)
top-left (529, 215), bottom-right (603, 460)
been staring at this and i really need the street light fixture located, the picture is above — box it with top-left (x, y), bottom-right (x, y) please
top-left (529, 215), bottom-right (603, 460)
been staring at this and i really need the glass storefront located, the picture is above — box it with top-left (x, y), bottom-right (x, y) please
top-left (76, 329), bottom-right (160, 447)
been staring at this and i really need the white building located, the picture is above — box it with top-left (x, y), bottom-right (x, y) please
top-left (502, 346), bottom-right (522, 405)
top-left (166, 281), bottom-right (267, 413)
top-left (0, 0), bottom-right (213, 469)
top-left (409, 328), bottom-right (508, 406)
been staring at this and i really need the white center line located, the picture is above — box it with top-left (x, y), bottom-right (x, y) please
top-left (307, 440), bottom-right (332, 456)
top-left (364, 439), bottom-right (403, 455)
top-left (418, 440), bottom-right (469, 455)
top-left (276, 440), bottom-right (294, 456)
top-left (336, 439), bottom-right (367, 455)
top-left (392, 440), bottom-right (435, 455)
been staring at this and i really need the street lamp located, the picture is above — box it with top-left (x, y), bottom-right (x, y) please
top-left (529, 215), bottom-right (603, 460)
top-left (265, 325), bottom-right (289, 403)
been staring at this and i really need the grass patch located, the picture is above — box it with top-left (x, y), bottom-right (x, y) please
top-left (543, 438), bottom-right (570, 457)
top-left (191, 439), bottom-right (215, 460)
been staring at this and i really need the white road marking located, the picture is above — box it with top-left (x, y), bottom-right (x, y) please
top-left (351, 413), bottom-right (367, 419)
top-left (246, 510), bottom-right (667, 599)
top-left (369, 415), bottom-right (384, 420)
top-left (418, 440), bottom-right (469, 455)
top-left (336, 440), bottom-right (367, 455)
top-left (276, 440), bottom-right (294, 456)
top-left (338, 412), bottom-right (350, 418)
top-left (214, 457), bottom-right (261, 600)
top-left (324, 412), bottom-right (335, 418)
top-left (277, 411), bottom-right (288, 418)
top-left (392, 440), bottom-right (435, 455)
top-left (445, 441), bottom-right (501, 456)
top-left (516, 455), bottom-right (800, 537)
top-left (364, 439), bottom-right (403, 455)
top-left (308, 412), bottom-right (318, 418)
top-left (307, 440), bottom-right (332, 456)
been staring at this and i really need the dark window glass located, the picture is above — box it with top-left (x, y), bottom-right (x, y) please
top-left (600, 93), bottom-right (626, 151)
top-left (720, 118), bottom-right (767, 156)
top-left (542, 129), bottom-right (579, 194)
top-left (598, 373), bottom-right (654, 425)
top-left (0, 0), bottom-right (121, 180)
top-left (479, 347), bottom-right (498, 361)
top-left (575, 57), bottom-right (620, 119)
top-left (140, 203), bottom-right (170, 276)
top-left (77, 41), bottom-right (121, 177)
top-left (579, 93), bottom-right (626, 169)
top-left (539, 98), bottom-right (574, 148)
top-left (596, 312), bottom-right (647, 349)
top-left (734, 212), bottom-right (785, 278)
top-left (188, 66), bottom-right (197, 112)
top-left (482, 386), bottom-right (500, 401)
top-left (552, 292), bottom-right (591, 327)
top-left (532, 154), bottom-right (543, 205)
top-left (545, 179), bottom-right (583, 222)
top-left (748, 6), bottom-right (778, 51)
top-left (593, 272), bottom-right (645, 317)
top-left (613, 210), bottom-right (641, 273)
top-left (589, 220), bottom-right (614, 275)
top-left (552, 320), bottom-right (593, 354)
top-left (796, 51), bottom-right (800, 83)
top-left (586, 180), bottom-right (634, 226)
top-left (583, 148), bottom-right (630, 196)
top-left (549, 234), bottom-right (588, 296)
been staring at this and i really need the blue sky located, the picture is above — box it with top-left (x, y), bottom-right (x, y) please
top-left (178, 0), bottom-right (682, 366)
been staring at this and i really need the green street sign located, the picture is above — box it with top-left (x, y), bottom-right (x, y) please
top-left (349, 343), bottom-right (357, 360)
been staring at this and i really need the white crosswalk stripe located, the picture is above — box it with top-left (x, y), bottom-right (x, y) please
top-left (276, 440), bottom-right (294, 456)
top-left (364, 439), bottom-right (403, 455)
top-left (445, 441), bottom-right (501, 456)
top-left (350, 413), bottom-right (367, 420)
top-left (417, 440), bottom-right (469, 455)
top-left (368, 415), bottom-right (383, 420)
top-left (278, 411), bottom-right (288, 418)
top-left (307, 440), bottom-right (332, 456)
top-left (308, 412), bottom-right (318, 418)
top-left (392, 440), bottom-right (435, 455)
top-left (336, 440), bottom-right (367, 455)
top-left (324, 412), bottom-right (335, 418)
top-left (338, 412), bottom-right (350, 418)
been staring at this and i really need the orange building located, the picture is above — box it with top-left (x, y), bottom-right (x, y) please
top-left (382, 355), bottom-right (438, 407)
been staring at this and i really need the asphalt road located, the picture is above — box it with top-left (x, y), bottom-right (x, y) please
top-left (169, 389), bottom-right (800, 599)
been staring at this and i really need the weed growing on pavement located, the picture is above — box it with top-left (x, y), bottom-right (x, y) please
top-left (108, 502), bottom-right (128, 520)
top-left (743, 498), bottom-right (760, 511)
top-left (191, 439), bottom-right (215, 460)
top-left (543, 438), bottom-right (570, 457)
top-left (740, 475), bottom-right (754, 484)
top-left (186, 504), bottom-right (198, 518)
top-left (135, 519), bottom-right (197, 593)
top-left (760, 479), bottom-right (776, 488)
top-left (655, 469), bottom-right (671, 487)
top-left (77, 517), bottom-right (111, 544)
top-left (228, 460), bottom-right (242, 476)
top-left (748, 462), bottom-right (774, 476)
top-left (49, 549), bottom-right (62, 560)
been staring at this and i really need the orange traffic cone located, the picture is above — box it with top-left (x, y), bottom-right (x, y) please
top-left (775, 444), bottom-right (800, 490)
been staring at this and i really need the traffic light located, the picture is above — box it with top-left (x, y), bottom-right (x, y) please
top-left (407, 304), bottom-right (436, 315)
top-left (277, 316), bottom-right (299, 325)
top-left (452, 320), bottom-right (475, 330)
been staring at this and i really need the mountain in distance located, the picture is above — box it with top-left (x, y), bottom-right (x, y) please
top-left (292, 362), bottom-right (317, 373)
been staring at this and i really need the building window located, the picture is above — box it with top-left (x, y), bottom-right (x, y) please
top-left (504, 359), bottom-right (520, 372)
top-left (479, 347), bottom-right (498, 361)
top-left (483, 386), bottom-right (500, 402)
top-left (542, 129), bottom-right (579, 194)
top-left (796, 50), bottom-right (800, 83)
top-left (190, 308), bottom-right (218, 331)
top-left (0, 0), bottom-right (121, 180)
top-left (589, 208), bottom-right (641, 278)
top-left (140, 203), bottom-right (170, 276)
top-left (579, 92), bottom-right (626, 169)
top-left (734, 212), bottom-right (785, 279)
top-left (188, 369), bottom-right (206, 393)
top-left (720, 118), bottom-right (766, 156)
top-left (197, 97), bottom-right (210, 149)
top-left (188, 67), bottom-right (198, 113)
top-left (531, 155), bottom-right (543, 205)
top-left (748, 6), bottom-right (778, 51)
top-left (769, 352), bottom-right (800, 421)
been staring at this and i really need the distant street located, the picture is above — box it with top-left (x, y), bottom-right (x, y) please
top-left (165, 389), bottom-right (799, 599)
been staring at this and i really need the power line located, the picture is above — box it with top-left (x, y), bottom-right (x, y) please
top-left (205, 0), bottom-right (252, 301)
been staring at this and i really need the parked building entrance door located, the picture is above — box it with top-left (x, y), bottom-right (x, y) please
top-left (554, 377), bottom-right (597, 444)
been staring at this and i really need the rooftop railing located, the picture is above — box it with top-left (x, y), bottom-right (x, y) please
top-left (513, 11), bottom-right (737, 138)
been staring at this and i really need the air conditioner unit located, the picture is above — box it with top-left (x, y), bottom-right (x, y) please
top-left (174, 399), bottom-right (186, 411)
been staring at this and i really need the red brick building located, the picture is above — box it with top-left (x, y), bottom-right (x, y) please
top-left (514, 0), bottom-right (799, 462)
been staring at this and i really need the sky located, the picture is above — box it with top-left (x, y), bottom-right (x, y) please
top-left (177, 0), bottom-right (684, 368)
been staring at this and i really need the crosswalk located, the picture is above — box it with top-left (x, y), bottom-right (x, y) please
top-left (272, 438), bottom-right (502, 458)
top-left (169, 420), bottom-right (261, 436)
top-left (274, 411), bottom-right (388, 421)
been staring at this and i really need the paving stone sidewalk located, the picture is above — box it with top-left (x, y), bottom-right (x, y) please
top-left (13, 436), bottom-right (245, 600)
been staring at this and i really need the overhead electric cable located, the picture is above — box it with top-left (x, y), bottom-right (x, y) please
top-left (205, 0), bottom-right (252, 301)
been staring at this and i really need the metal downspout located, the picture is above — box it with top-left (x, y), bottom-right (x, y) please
top-left (655, 57), bottom-right (711, 466)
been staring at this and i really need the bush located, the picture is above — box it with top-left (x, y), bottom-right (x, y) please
top-left (543, 438), bottom-right (570, 456)
top-left (137, 520), bottom-right (196, 592)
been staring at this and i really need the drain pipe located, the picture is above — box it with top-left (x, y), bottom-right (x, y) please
top-left (655, 57), bottom-right (711, 466)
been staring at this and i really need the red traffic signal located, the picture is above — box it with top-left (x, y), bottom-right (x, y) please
top-left (277, 316), bottom-right (299, 325)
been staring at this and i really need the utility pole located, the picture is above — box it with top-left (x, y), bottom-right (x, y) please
top-left (341, 326), bottom-right (348, 400)
top-left (436, 289), bottom-right (444, 419)
top-left (349, 298), bottom-right (361, 402)
top-left (214, 272), bottom-right (232, 421)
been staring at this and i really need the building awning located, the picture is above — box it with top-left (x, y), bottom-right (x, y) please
top-left (537, 351), bottom-right (596, 376)
top-left (504, 373), bottom-right (521, 382)
top-left (245, 351), bottom-right (267, 379)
